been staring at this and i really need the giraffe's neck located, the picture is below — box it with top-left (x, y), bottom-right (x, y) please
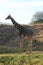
top-left (10, 17), bottom-right (17, 25)
top-left (10, 16), bottom-right (22, 29)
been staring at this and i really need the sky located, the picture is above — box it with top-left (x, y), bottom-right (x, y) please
top-left (0, 0), bottom-right (43, 25)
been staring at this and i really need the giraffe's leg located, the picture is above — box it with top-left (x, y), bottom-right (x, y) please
top-left (19, 35), bottom-right (23, 53)
top-left (28, 36), bottom-right (33, 53)
top-left (29, 39), bottom-right (32, 53)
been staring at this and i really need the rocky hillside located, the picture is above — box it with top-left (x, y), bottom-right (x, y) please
top-left (0, 24), bottom-right (43, 53)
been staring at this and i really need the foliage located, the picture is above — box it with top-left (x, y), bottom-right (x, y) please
top-left (31, 12), bottom-right (43, 24)
top-left (0, 52), bottom-right (43, 65)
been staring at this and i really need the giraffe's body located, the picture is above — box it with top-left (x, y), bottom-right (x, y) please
top-left (5, 15), bottom-right (34, 53)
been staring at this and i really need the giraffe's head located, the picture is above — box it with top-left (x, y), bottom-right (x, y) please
top-left (5, 15), bottom-right (11, 20)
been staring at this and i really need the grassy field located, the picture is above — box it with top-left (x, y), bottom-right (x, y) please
top-left (0, 52), bottom-right (43, 65)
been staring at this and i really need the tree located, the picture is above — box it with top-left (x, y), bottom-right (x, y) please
top-left (31, 12), bottom-right (43, 24)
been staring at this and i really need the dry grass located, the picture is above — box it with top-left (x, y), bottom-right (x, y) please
top-left (0, 52), bottom-right (43, 65)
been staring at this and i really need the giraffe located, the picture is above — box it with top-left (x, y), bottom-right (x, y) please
top-left (5, 15), bottom-right (34, 53)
